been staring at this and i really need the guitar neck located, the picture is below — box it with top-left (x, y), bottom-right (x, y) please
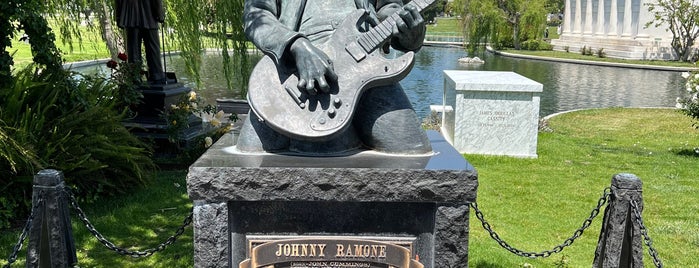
top-left (356, 0), bottom-right (436, 53)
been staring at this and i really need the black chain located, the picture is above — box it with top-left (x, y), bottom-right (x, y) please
top-left (3, 194), bottom-right (44, 268)
top-left (66, 189), bottom-right (193, 258)
top-left (630, 199), bottom-right (663, 268)
top-left (471, 187), bottom-right (611, 258)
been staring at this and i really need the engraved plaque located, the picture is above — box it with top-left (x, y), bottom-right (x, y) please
top-left (240, 236), bottom-right (424, 268)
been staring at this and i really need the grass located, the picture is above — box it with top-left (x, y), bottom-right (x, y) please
top-left (7, 28), bottom-right (111, 69)
top-left (427, 16), bottom-right (463, 35)
top-left (1, 108), bottom-right (698, 267)
top-left (0, 170), bottom-right (194, 267)
top-left (468, 108), bottom-right (699, 267)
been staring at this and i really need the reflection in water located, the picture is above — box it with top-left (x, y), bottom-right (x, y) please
top-left (73, 46), bottom-right (686, 119)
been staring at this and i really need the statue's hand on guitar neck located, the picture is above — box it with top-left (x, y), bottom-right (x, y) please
top-left (376, 4), bottom-right (426, 51)
top-left (289, 38), bottom-right (338, 95)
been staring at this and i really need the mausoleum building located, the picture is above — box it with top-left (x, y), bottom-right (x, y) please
top-left (551, 0), bottom-right (675, 60)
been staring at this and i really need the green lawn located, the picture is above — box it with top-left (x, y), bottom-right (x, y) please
top-left (7, 28), bottom-right (111, 69)
top-left (468, 108), bottom-right (699, 267)
top-left (0, 170), bottom-right (193, 267)
top-left (1, 108), bottom-right (697, 267)
top-left (427, 16), bottom-right (462, 35)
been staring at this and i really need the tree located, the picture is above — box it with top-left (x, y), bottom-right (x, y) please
top-left (7, 0), bottom-right (250, 94)
top-left (457, 0), bottom-right (546, 52)
top-left (423, 0), bottom-right (448, 23)
top-left (646, 0), bottom-right (699, 62)
top-left (545, 0), bottom-right (565, 14)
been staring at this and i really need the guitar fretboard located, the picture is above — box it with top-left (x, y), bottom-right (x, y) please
top-left (356, 0), bottom-right (435, 53)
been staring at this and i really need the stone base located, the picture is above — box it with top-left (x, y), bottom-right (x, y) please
top-left (551, 34), bottom-right (675, 60)
top-left (123, 115), bottom-right (208, 157)
top-left (187, 131), bottom-right (478, 268)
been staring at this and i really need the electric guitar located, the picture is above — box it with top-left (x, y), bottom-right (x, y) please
top-left (247, 0), bottom-right (437, 140)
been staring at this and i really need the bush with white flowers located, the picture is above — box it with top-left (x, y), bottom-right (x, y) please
top-left (679, 71), bottom-right (699, 128)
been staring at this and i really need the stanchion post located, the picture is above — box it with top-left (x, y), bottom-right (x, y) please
top-left (593, 173), bottom-right (644, 267)
top-left (26, 169), bottom-right (78, 267)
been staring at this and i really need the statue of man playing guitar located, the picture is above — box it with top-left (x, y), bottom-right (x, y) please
top-left (238, 0), bottom-right (434, 155)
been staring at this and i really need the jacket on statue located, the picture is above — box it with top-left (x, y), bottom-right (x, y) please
top-left (243, 0), bottom-right (422, 66)
top-left (116, 0), bottom-right (165, 29)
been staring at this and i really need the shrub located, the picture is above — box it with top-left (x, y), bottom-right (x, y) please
top-left (679, 71), bottom-right (699, 129)
top-left (0, 66), bottom-right (155, 228)
top-left (520, 39), bottom-right (553, 51)
top-left (596, 48), bottom-right (606, 58)
top-left (580, 46), bottom-right (594, 56)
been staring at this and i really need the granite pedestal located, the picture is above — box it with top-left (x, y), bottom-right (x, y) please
top-left (187, 131), bottom-right (478, 268)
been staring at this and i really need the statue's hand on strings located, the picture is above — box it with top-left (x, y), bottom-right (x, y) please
top-left (289, 38), bottom-right (338, 95)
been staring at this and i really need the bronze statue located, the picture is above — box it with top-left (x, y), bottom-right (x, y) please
top-left (115, 0), bottom-right (167, 84)
top-left (239, 0), bottom-right (435, 155)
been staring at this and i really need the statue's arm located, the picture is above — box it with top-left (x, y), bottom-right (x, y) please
top-left (375, 0), bottom-right (425, 52)
top-left (244, 0), bottom-right (304, 66)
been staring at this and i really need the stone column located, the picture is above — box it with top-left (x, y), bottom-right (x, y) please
top-left (608, 0), bottom-right (619, 37)
top-left (584, 0), bottom-right (592, 35)
top-left (575, 0), bottom-right (583, 34)
top-left (622, 0), bottom-right (633, 37)
top-left (595, 0), bottom-right (606, 35)
top-left (635, 2), bottom-right (653, 39)
top-left (584, 0), bottom-right (594, 35)
top-left (564, 0), bottom-right (573, 34)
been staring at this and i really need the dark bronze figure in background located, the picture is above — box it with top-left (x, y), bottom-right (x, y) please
top-left (115, 0), bottom-right (166, 84)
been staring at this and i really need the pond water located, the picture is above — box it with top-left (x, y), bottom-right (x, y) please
top-left (74, 46), bottom-right (687, 119)
top-left (404, 46), bottom-right (686, 118)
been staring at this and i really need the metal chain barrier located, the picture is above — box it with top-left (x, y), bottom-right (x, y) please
top-left (3, 194), bottom-right (44, 268)
top-left (65, 188), bottom-right (193, 258)
top-left (470, 187), bottom-right (611, 258)
top-left (630, 199), bottom-right (664, 268)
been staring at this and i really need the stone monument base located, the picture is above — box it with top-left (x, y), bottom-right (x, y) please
top-left (551, 34), bottom-right (674, 60)
top-left (187, 131), bottom-right (478, 268)
top-left (123, 80), bottom-right (209, 156)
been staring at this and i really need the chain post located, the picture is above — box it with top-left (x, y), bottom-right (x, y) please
top-left (592, 173), bottom-right (644, 268)
top-left (631, 200), bottom-right (664, 268)
top-left (3, 196), bottom-right (44, 268)
top-left (23, 169), bottom-right (78, 268)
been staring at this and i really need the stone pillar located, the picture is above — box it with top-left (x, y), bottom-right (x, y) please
top-left (584, 0), bottom-right (594, 35)
top-left (608, 0), bottom-right (619, 37)
top-left (593, 173), bottom-right (645, 267)
top-left (564, 0), bottom-right (573, 34)
top-left (622, 0), bottom-right (633, 37)
top-left (595, 0), bottom-right (606, 35)
top-left (575, 0), bottom-right (583, 34)
top-left (26, 169), bottom-right (78, 268)
top-left (635, 3), bottom-right (652, 39)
